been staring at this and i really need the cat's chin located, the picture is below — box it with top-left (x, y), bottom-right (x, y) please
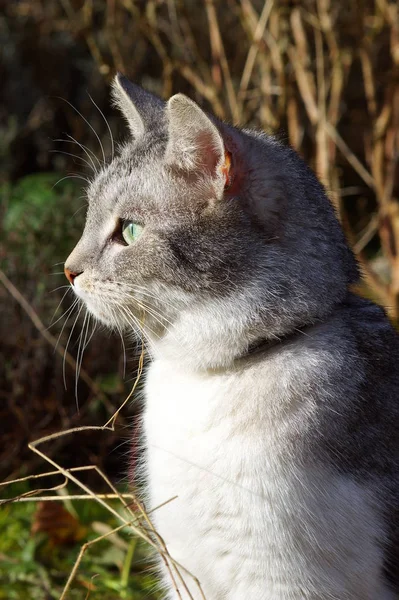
top-left (71, 284), bottom-right (115, 327)
top-left (83, 301), bottom-right (115, 327)
top-left (89, 307), bottom-right (115, 326)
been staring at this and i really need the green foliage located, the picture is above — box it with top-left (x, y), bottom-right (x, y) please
top-left (0, 484), bottom-right (160, 600)
top-left (1, 173), bottom-right (85, 284)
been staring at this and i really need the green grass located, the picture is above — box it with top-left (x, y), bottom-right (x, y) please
top-left (0, 484), bottom-right (161, 600)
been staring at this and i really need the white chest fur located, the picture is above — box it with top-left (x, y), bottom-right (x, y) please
top-left (143, 358), bottom-right (392, 600)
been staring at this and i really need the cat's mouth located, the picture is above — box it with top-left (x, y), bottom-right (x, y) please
top-left (69, 273), bottom-right (171, 338)
top-left (72, 278), bottom-right (115, 325)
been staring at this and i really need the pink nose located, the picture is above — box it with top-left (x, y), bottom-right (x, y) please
top-left (64, 267), bottom-right (81, 285)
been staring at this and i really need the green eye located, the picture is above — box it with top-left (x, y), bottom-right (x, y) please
top-left (122, 221), bottom-right (144, 245)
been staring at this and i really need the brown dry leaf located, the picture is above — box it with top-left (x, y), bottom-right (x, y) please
top-left (31, 501), bottom-right (87, 546)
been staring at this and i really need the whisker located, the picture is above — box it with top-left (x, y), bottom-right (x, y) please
top-left (66, 134), bottom-right (102, 173)
top-left (115, 316), bottom-right (127, 379)
top-left (54, 297), bottom-right (80, 339)
top-left (107, 304), bottom-right (127, 378)
top-left (88, 92), bottom-right (115, 162)
top-left (65, 135), bottom-right (102, 168)
top-left (74, 311), bottom-right (86, 409)
top-left (135, 298), bottom-right (174, 332)
top-left (115, 283), bottom-right (184, 312)
top-left (83, 316), bottom-right (97, 350)
top-left (117, 308), bottom-right (153, 359)
top-left (119, 303), bottom-right (159, 349)
top-left (55, 96), bottom-right (106, 165)
top-left (54, 137), bottom-right (100, 173)
top-left (100, 289), bottom-right (172, 332)
top-left (48, 285), bottom-right (70, 294)
top-left (63, 303), bottom-right (84, 390)
top-left (102, 284), bottom-right (178, 315)
top-left (48, 287), bottom-right (72, 325)
top-left (127, 313), bottom-right (154, 360)
top-left (50, 297), bottom-right (80, 332)
top-left (120, 328), bottom-right (127, 378)
top-left (49, 149), bottom-right (94, 173)
top-left (71, 204), bottom-right (87, 219)
top-left (52, 174), bottom-right (90, 189)
top-left (114, 302), bottom-right (144, 336)
top-left (114, 290), bottom-right (175, 331)
top-left (75, 310), bottom-right (90, 411)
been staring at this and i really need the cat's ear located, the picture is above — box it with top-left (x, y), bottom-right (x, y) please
top-left (112, 73), bottom-right (165, 139)
top-left (165, 94), bottom-right (232, 186)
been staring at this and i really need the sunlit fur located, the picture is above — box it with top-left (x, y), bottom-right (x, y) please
top-left (65, 75), bottom-right (399, 599)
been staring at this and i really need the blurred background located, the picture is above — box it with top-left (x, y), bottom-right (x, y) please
top-left (1, 0), bottom-right (399, 598)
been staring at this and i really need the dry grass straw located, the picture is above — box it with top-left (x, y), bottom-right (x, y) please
top-left (0, 351), bottom-right (205, 599)
top-left (1, 425), bottom-right (205, 599)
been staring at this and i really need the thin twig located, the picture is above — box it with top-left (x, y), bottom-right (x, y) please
top-left (239, 0), bottom-right (274, 100)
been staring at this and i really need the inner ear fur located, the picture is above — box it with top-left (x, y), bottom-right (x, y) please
top-left (112, 73), bottom-right (165, 139)
top-left (165, 94), bottom-right (228, 180)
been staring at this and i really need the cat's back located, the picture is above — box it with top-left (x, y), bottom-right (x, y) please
top-left (267, 294), bottom-right (399, 481)
top-left (344, 293), bottom-right (399, 388)
top-left (340, 295), bottom-right (399, 589)
top-left (325, 294), bottom-right (399, 475)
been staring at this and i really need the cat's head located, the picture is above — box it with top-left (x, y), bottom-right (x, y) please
top-left (64, 74), bottom-right (358, 369)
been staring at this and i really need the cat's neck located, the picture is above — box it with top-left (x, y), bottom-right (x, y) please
top-left (146, 295), bottom-right (324, 372)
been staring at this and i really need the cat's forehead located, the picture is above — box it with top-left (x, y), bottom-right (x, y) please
top-left (88, 138), bottom-right (161, 193)
top-left (85, 140), bottom-right (197, 222)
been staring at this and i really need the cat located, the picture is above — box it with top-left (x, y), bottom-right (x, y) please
top-left (64, 73), bottom-right (399, 599)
